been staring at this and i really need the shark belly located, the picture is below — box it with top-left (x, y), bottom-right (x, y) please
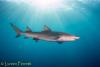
top-left (37, 35), bottom-right (59, 41)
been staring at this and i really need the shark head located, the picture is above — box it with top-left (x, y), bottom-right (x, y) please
top-left (58, 34), bottom-right (80, 41)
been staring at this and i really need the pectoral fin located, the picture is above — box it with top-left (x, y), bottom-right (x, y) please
top-left (57, 41), bottom-right (63, 44)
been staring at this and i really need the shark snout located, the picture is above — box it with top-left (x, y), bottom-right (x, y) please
top-left (73, 36), bottom-right (80, 39)
top-left (70, 36), bottom-right (80, 41)
top-left (58, 35), bottom-right (80, 41)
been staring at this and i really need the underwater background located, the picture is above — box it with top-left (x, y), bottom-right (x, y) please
top-left (0, 0), bottom-right (100, 67)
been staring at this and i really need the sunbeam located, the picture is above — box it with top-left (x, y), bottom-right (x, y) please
top-left (1, 0), bottom-right (100, 31)
top-left (4, 0), bottom-right (75, 12)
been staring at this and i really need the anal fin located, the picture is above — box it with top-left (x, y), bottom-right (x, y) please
top-left (33, 38), bottom-right (39, 42)
top-left (16, 34), bottom-right (21, 38)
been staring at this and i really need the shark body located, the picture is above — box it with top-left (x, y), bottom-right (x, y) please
top-left (10, 23), bottom-right (80, 43)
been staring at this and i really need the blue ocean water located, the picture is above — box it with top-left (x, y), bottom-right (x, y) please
top-left (0, 0), bottom-right (100, 67)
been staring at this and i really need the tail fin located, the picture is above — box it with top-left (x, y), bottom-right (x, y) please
top-left (10, 23), bottom-right (22, 38)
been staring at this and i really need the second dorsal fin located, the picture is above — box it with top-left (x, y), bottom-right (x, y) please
top-left (42, 25), bottom-right (51, 32)
top-left (26, 26), bottom-right (32, 32)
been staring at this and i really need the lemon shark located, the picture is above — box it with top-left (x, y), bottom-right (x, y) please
top-left (10, 23), bottom-right (80, 44)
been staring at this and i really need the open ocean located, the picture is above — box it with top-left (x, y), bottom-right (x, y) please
top-left (0, 0), bottom-right (100, 67)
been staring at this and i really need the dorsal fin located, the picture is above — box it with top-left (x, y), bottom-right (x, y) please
top-left (42, 25), bottom-right (51, 32)
top-left (26, 26), bottom-right (32, 32)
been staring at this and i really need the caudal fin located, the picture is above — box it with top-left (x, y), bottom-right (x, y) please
top-left (10, 23), bottom-right (22, 38)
